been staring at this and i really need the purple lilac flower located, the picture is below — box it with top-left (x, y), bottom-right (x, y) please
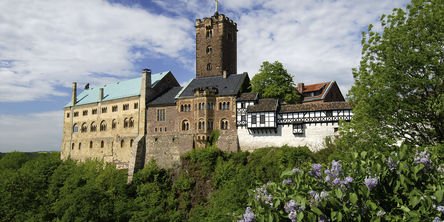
top-left (288, 209), bottom-right (297, 222)
top-left (242, 207), bottom-right (256, 222)
top-left (284, 200), bottom-right (299, 213)
top-left (342, 176), bottom-right (354, 185)
top-left (318, 215), bottom-right (330, 222)
top-left (413, 148), bottom-right (433, 170)
top-left (331, 160), bottom-right (343, 175)
top-left (364, 176), bottom-right (378, 191)
top-left (283, 179), bottom-right (294, 185)
top-left (310, 164), bottom-right (323, 179)
top-left (310, 191), bottom-right (321, 205)
top-left (292, 168), bottom-right (302, 174)
top-left (253, 184), bottom-right (273, 207)
top-left (320, 191), bottom-right (329, 199)
top-left (432, 217), bottom-right (442, 222)
top-left (376, 210), bottom-right (386, 217)
top-left (386, 157), bottom-right (398, 171)
top-left (333, 178), bottom-right (341, 186)
top-left (438, 166), bottom-right (444, 173)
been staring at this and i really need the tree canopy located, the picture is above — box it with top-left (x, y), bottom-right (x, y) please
top-left (347, 0), bottom-right (444, 147)
top-left (250, 61), bottom-right (300, 104)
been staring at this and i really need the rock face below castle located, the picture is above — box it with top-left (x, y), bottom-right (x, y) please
top-left (61, 12), bottom-right (353, 181)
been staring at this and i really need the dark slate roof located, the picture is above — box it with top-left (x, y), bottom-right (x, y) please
top-left (247, 98), bottom-right (279, 112)
top-left (148, 86), bottom-right (182, 106)
top-left (177, 73), bottom-right (247, 98)
top-left (279, 101), bottom-right (351, 113)
top-left (237, 92), bottom-right (258, 101)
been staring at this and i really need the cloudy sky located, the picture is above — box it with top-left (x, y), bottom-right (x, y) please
top-left (0, 0), bottom-right (409, 152)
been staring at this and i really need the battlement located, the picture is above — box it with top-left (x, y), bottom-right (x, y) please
top-left (195, 13), bottom-right (237, 28)
top-left (193, 87), bottom-right (218, 97)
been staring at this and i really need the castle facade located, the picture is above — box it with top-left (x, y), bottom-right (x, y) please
top-left (61, 12), bottom-right (352, 179)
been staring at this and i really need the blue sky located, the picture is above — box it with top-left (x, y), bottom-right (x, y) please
top-left (0, 0), bottom-right (409, 152)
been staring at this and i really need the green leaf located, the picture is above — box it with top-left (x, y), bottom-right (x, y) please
top-left (409, 196), bottom-right (420, 208)
top-left (335, 189), bottom-right (343, 199)
top-left (361, 151), bottom-right (367, 159)
top-left (311, 207), bottom-right (323, 215)
top-left (399, 205), bottom-right (410, 213)
top-left (350, 193), bottom-right (358, 204)
top-left (280, 169), bottom-right (293, 178)
top-left (434, 190), bottom-right (443, 203)
top-left (337, 212), bottom-right (343, 221)
top-left (297, 211), bottom-right (304, 221)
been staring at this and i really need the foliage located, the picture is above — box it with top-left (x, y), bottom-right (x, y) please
top-left (250, 61), bottom-right (300, 104)
top-left (207, 129), bottom-right (220, 147)
top-left (0, 151), bottom-right (30, 170)
top-left (240, 144), bottom-right (444, 221)
top-left (347, 0), bottom-right (444, 147)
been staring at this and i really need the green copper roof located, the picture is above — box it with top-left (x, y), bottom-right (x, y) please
top-left (65, 71), bottom-right (169, 107)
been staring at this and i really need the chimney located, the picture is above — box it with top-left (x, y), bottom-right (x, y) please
top-left (297, 83), bottom-right (304, 93)
top-left (223, 70), bottom-right (228, 79)
top-left (71, 82), bottom-right (77, 105)
top-left (142, 68), bottom-right (152, 88)
top-left (99, 88), bottom-right (104, 101)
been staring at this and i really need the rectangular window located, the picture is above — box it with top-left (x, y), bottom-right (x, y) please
top-left (112, 105), bottom-right (118, 112)
top-left (67, 113), bottom-right (70, 118)
top-left (82, 110), bottom-right (88, 116)
top-left (101, 107), bottom-right (107, 113)
top-left (260, 114), bottom-right (265, 124)
top-left (73, 112), bottom-right (79, 117)
top-left (134, 103), bottom-right (138, 109)
top-left (241, 115), bottom-right (246, 122)
top-left (123, 104), bottom-right (129, 110)
top-left (157, 109), bottom-right (165, 121)
top-left (293, 124), bottom-right (304, 134)
top-left (325, 111), bottom-right (333, 117)
top-left (251, 115), bottom-right (257, 124)
top-left (92, 109), bottom-right (97, 115)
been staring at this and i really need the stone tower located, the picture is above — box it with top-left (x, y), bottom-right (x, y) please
top-left (195, 12), bottom-right (237, 78)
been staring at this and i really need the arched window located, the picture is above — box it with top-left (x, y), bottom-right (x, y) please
top-left (100, 120), bottom-right (107, 131)
top-left (219, 102), bottom-right (222, 110)
top-left (112, 119), bottom-right (117, 129)
top-left (89, 141), bottom-right (93, 148)
top-left (73, 124), bottom-right (79, 133)
top-left (207, 119), bottom-right (214, 130)
top-left (182, 120), bottom-right (190, 131)
top-left (129, 117), bottom-right (134, 128)
top-left (100, 140), bottom-right (104, 148)
top-left (220, 119), bottom-right (228, 130)
top-left (206, 46), bottom-right (212, 54)
top-left (198, 119), bottom-right (205, 130)
top-left (124, 118), bottom-right (129, 128)
top-left (90, 122), bottom-right (97, 132)
top-left (121, 139), bottom-right (124, 148)
top-left (227, 102), bottom-right (230, 110)
top-left (130, 139), bottom-right (134, 147)
top-left (181, 105), bottom-right (184, 112)
top-left (223, 102), bottom-right (227, 110)
top-left (71, 143), bottom-right (75, 150)
top-left (81, 123), bottom-right (87, 133)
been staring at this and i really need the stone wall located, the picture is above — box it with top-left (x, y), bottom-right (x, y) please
top-left (145, 134), bottom-right (194, 169)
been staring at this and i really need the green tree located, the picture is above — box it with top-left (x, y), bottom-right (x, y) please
top-left (250, 61), bottom-right (300, 104)
top-left (347, 0), bottom-right (444, 147)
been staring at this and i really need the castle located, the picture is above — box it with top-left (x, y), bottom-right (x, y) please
top-left (61, 10), bottom-right (353, 180)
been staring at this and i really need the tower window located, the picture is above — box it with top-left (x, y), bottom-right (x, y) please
top-left (206, 29), bottom-right (213, 38)
top-left (206, 46), bottom-right (212, 54)
top-left (207, 63), bottom-right (212, 71)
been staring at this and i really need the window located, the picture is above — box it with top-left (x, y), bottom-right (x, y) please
top-left (325, 111), bottom-right (333, 117)
top-left (130, 139), bottom-right (134, 147)
top-left (182, 120), bottom-right (190, 131)
top-left (219, 102), bottom-right (230, 110)
top-left (165, 127), bottom-right (167, 132)
top-left (124, 118), bottom-right (129, 128)
top-left (334, 127), bottom-right (339, 133)
top-left (67, 113), bottom-right (70, 118)
top-left (74, 112), bottom-right (79, 117)
top-left (241, 115), bottom-right (246, 122)
top-left (207, 120), bottom-right (214, 130)
top-left (220, 119), bottom-right (228, 130)
top-left (180, 105), bottom-right (184, 112)
top-left (181, 104), bottom-right (191, 112)
top-left (81, 123), bottom-right (87, 133)
top-left (260, 114), bottom-right (265, 124)
top-left (121, 139), bottom-right (124, 148)
top-left (100, 120), bottom-right (107, 131)
top-left (155, 128), bottom-right (158, 132)
top-left (82, 110), bottom-right (88, 116)
top-left (199, 103), bottom-right (205, 110)
top-left (129, 118), bottom-right (134, 128)
top-left (112, 119), bottom-right (117, 129)
top-left (207, 63), bottom-right (212, 71)
top-left (92, 109), bottom-right (97, 115)
top-left (78, 142), bottom-right (81, 150)
top-left (157, 109), bottom-right (166, 121)
top-left (89, 141), bottom-right (93, 148)
top-left (112, 105), bottom-right (118, 112)
top-left (293, 124), bottom-right (304, 134)
top-left (206, 46), bottom-right (212, 54)
top-left (72, 143), bottom-right (75, 150)
top-left (241, 102), bottom-right (245, 108)
top-left (90, 122), bottom-right (97, 132)
top-left (101, 107), bottom-right (107, 113)
top-left (101, 140), bottom-right (104, 148)
top-left (123, 104), bottom-right (129, 110)
top-left (206, 28), bottom-right (212, 38)
top-left (208, 102), bottom-right (214, 110)
top-left (134, 103), bottom-right (138, 109)
top-left (160, 127), bottom-right (162, 132)
top-left (198, 119), bottom-right (205, 130)
top-left (73, 124), bottom-right (79, 133)
top-left (251, 115), bottom-right (257, 124)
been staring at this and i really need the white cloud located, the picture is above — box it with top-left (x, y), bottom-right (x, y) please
top-left (0, 111), bottom-right (63, 152)
top-left (0, 0), bottom-right (194, 102)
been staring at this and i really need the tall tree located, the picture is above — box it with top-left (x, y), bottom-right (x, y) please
top-left (348, 0), bottom-right (444, 146)
top-left (250, 61), bottom-right (300, 104)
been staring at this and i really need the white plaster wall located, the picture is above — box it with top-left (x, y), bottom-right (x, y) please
top-left (238, 122), bottom-right (339, 152)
